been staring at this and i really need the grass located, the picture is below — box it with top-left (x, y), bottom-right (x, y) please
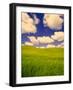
top-left (21, 45), bottom-right (64, 77)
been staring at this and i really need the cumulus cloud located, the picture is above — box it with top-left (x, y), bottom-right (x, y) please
top-left (60, 42), bottom-right (64, 46)
top-left (57, 42), bottom-right (64, 48)
top-left (25, 36), bottom-right (64, 48)
top-left (24, 42), bottom-right (33, 46)
top-left (28, 36), bottom-right (54, 45)
top-left (21, 12), bottom-right (37, 33)
top-left (57, 44), bottom-right (64, 48)
top-left (33, 14), bottom-right (40, 24)
top-left (51, 32), bottom-right (64, 41)
top-left (46, 44), bottom-right (56, 48)
top-left (43, 14), bottom-right (63, 30)
top-left (28, 36), bottom-right (39, 45)
top-left (37, 36), bottom-right (54, 44)
top-left (46, 42), bottom-right (64, 48)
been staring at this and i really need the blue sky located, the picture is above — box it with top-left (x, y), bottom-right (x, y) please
top-left (21, 12), bottom-right (64, 47)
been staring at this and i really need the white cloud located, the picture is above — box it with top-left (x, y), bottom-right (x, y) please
top-left (28, 36), bottom-right (54, 45)
top-left (57, 44), bottom-right (64, 48)
top-left (46, 44), bottom-right (56, 48)
top-left (21, 12), bottom-right (37, 33)
top-left (60, 42), bottom-right (64, 46)
top-left (37, 36), bottom-right (54, 44)
top-left (26, 35), bottom-right (64, 48)
top-left (57, 42), bottom-right (64, 48)
top-left (43, 14), bottom-right (63, 30)
top-left (51, 32), bottom-right (64, 41)
top-left (28, 36), bottom-right (39, 45)
top-left (33, 14), bottom-right (40, 24)
top-left (21, 13), bottom-right (33, 23)
top-left (24, 42), bottom-right (33, 46)
top-left (46, 42), bottom-right (64, 48)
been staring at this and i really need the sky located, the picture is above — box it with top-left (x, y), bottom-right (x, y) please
top-left (21, 12), bottom-right (64, 48)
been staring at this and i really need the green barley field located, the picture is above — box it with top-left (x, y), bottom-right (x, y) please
top-left (21, 45), bottom-right (64, 77)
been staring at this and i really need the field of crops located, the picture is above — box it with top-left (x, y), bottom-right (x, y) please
top-left (21, 46), bottom-right (64, 77)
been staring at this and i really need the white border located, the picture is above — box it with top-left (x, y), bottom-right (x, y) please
top-left (16, 6), bottom-right (69, 84)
